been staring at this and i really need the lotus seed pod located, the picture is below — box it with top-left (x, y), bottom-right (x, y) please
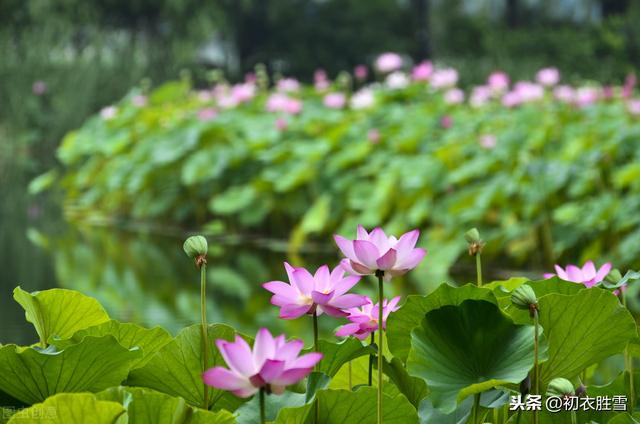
top-left (183, 235), bottom-right (208, 258)
top-left (511, 285), bottom-right (538, 308)
top-left (464, 228), bottom-right (481, 244)
top-left (605, 269), bottom-right (623, 284)
top-left (546, 378), bottom-right (575, 397)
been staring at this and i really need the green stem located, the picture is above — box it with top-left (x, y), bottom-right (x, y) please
top-left (533, 309), bottom-right (539, 424)
top-left (502, 403), bottom-right (509, 424)
top-left (200, 263), bottom-right (209, 410)
top-left (313, 311), bottom-right (319, 424)
top-left (472, 393), bottom-right (480, 424)
top-left (570, 410), bottom-right (577, 424)
top-left (368, 332), bottom-right (375, 386)
top-left (259, 388), bottom-right (266, 424)
top-left (623, 292), bottom-right (635, 408)
top-left (377, 272), bottom-right (384, 424)
top-left (476, 253), bottom-right (483, 287)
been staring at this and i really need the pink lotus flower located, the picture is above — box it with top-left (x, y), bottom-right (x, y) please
top-left (553, 85), bottom-right (575, 103)
top-left (536, 67), bottom-right (560, 86)
top-left (440, 115), bottom-right (453, 129)
top-left (277, 78), bottom-right (300, 93)
top-left (32, 80), bottom-right (47, 96)
top-left (574, 87), bottom-right (600, 107)
top-left (350, 88), bottom-right (375, 109)
top-left (627, 99), bottom-right (640, 116)
top-left (266, 93), bottom-right (302, 115)
top-left (622, 73), bottom-right (636, 99)
top-left (430, 68), bottom-right (458, 89)
top-left (336, 296), bottom-right (401, 340)
top-left (367, 128), bottom-right (380, 143)
top-left (386, 72), bottom-right (409, 89)
top-left (354, 65), bottom-right (368, 81)
top-left (514, 81), bottom-right (544, 102)
top-left (198, 108), bottom-right (218, 121)
top-left (479, 134), bottom-right (497, 149)
top-left (275, 118), bottom-right (288, 131)
top-left (412, 61), bottom-right (433, 81)
top-left (132, 95), bottom-right (147, 107)
top-left (203, 328), bottom-right (322, 397)
top-left (197, 90), bottom-right (213, 102)
top-left (100, 106), bottom-right (118, 120)
top-left (263, 263), bottom-right (367, 319)
top-left (231, 83), bottom-right (256, 103)
top-left (487, 71), bottom-right (510, 92)
top-left (334, 226), bottom-right (427, 281)
top-left (470, 86), bottom-right (491, 107)
top-left (543, 261), bottom-right (612, 288)
top-left (323, 92), bottom-right (346, 109)
top-left (444, 88), bottom-right (464, 104)
top-left (375, 52), bottom-right (403, 73)
top-left (501, 90), bottom-right (523, 108)
top-left (314, 69), bottom-right (329, 91)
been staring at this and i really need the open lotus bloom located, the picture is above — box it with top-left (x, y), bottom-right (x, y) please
top-left (263, 263), bottom-right (368, 319)
top-left (335, 296), bottom-right (401, 340)
top-left (543, 260), bottom-right (612, 288)
top-left (334, 225), bottom-right (426, 281)
top-left (203, 328), bottom-right (322, 397)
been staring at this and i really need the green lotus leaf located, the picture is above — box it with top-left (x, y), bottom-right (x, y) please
top-left (387, 283), bottom-right (497, 362)
top-left (13, 287), bottom-right (110, 345)
top-left (128, 324), bottom-right (248, 410)
top-left (54, 320), bottom-right (173, 369)
top-left (382, 357), bottom-right (428, 408)
top-left (274, 387), bottom-right (419, 424)
top-left (7, 393), bottom-right (125, 424)
top-left (97, 386), bottom-right (236, 423)
top-left (537, 288), bottom-right (637, 387)
top-left (407, 299), bottom-right (544, 414)
top-left (0, 335), bottom-right (141, 405)
top-left (312, 338), bottom-right (374, 378)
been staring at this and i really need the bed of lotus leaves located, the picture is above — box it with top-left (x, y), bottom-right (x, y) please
top-left (33, 64), bottom-right (640, 284)
top-left (1, 274), bottom-right (639, 424)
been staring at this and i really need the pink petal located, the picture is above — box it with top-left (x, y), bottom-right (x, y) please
top-left (270, 295), bottom-right (295, 307)
top-left (318, 304), bottom-right (349, 317)
top-left (376, 248), bottom-right (397, 270)
top-left (232, 387), bottom-right (259, 398)
top-left (334, 235), bottom-right (358, 262)
top-left (292, 268), bottom-right (315, 294)
top-left (284, 262), bottom-right (297, 283)
top-left (275, 340), bottom-right (304, 362)
top-left (253, 328), bottom-right (276, 368)
top-left (353, 240), bottom-right (381, 269)
top-left (330, 294), bottom-right (369, 309)
top-left (279, 304), bottom-right (311, 319)
top-left (595, 262), bottom-right (612, 283)
top-left (203, 367), bottom-right (251, 391)
top-left (554, 265), bottom-right (569, 280)
top-left (216, 337), bottom-right (255, 377)
top-left (543, 273), bottom-right (555, 279)
top-left (356, 225), bottom-right (369, 240)
top-left (351, 260), bottom-right (373, 275)
top-left (396, 248), bottom-right (426, 269)
top-left (394, 230), bottom-right (420, 257)
top-left (333, 275), bottom-right (361, 296)
top-left (582, 261), bottom-right (596, 280)
top-left (336, 323), bottom-right (361, 337)
top-left (368, 228), bottom-right (390, 251)
top-left (259, 359), bottom-right (286, 382)
top-left (566, 265), bottom-right (584, 283)
top-left (311, 290), bottom-right (334, 305)
top-left (263, 281), bottom-right (297, 299)
top-left (290, 352), bottom-right (324, 369)
top-left (271, 368), bottom-right (315, 386)
top-left (384, 296), bottom-right (402, 316)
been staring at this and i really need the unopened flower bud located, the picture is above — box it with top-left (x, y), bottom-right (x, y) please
top-left (546, 378), bottom-right (575, 397)
top-left (511, 285), bottom-right (538, 308)
top-left (183, 236), bottom-right (208, 268)
top-left (464, 228), bottom-right (484, 256)
top-left (605, 269), bottom-right (623, 285)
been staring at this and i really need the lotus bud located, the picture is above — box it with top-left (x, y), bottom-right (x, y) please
top-left (546, 378), bottom-right (575, 397)
top-left (183, 235), bottom-right (208, 268)
top-left (464, 228), bottom-right (484, 256)
top-left (605, 269), bottom-right (623, 285)
top-left (575, 383), bottom-right (587, 397)
top-left (511, 285), bottom-right (538, 318)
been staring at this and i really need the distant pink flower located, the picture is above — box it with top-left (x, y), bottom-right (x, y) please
top-left (440, 115), bottom-right (453, 129)
top-left (514, 81), bottom-right (544, 102)
top-left (412, 61), bottom-right (433, 81)
top-left (266, 93), bottom-right (302, 115)
top-left (367, 128), bottom-right (380, 143)
top-left (100, 106), bottom-right (118, 120)
top-left (602, 86), bottom-right (614, 100)
top-left (245, 72), bottom-right (257, 84)
top-left (430, 68), bottom-right (458, 89)
top-left (32, 80), bottom-right (47, 96)
top-left (336, 296), bottom-right (401, 340)
top-left (627, 99), bottom-right (640, 115)
top-left (197, 90), bottom-right (213, 102)
top-left (543, 261), bottom-right (612, 288)
top-left (480, 134), bottom-right (497, 149)
top-left (132, 95), bottom-right (147, 107)
top-left (323, 92), bottom-right (346, 109)
top-left (314, 69), bottom-right (329, 91)
top-left (386, 72), bottom-right (409, 89)
top-left (470, 86), bottom-right (491, 107)
top-left (351, 88), bottom-right (375, 109)
top-left (284, 98), bottom-right (302, 115)
top-left (502, 91), bottom-right (522, 108)
top-left (574, 87), bottom-right (600, 107)
top-left (487, 71), bottom-right (510, 92)
top-left (623, 74), bottom-right (636, 99)
top-left (275, 118), bottom-right (288, 131)
top-left (198, 107), bottom-right (218, 121)
top-left (553, 85), bottom-right (575, 103)
top-left (277, 78), bottom-right (300, 93)
top-left (354, 65), bottom-right (368, 81)
top-left (375, 52), bottom-right (403, 73)
top-left (334, 226), bottom-right (427, 281)
top-left (217, 94), bottom-right (239, 109)
top-left (536, 67), bottom-right (560, 86)
top-left (203, 328), bottom-right (322, 397)
top-left (263, 263), bottom-right (367, 319)
top-left (231, 83), bottom-right (256, 103)
top-left (444, 88), bottom-right (464, 104)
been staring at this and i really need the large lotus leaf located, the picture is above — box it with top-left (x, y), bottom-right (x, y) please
top-left (97, 386), bottom-right (236, 424)
top-left (7, 393), bottom-right (125, 424)
top-left (328, 355), bottom-right (370, 390)
top-left (0, 336), bottom-right (141, 405)
top-left (128, 324), bottom-right (247, 409)
top-left (236, 390), bottom-right (306, 424)
top-left (54, 320), bottom-right (173, 369)
top-left (274, 387), bottom-right (419, 424)
top-left (13, 287), bottom-right (110, 344)
top-left (407, 299), bottom-right (543, 414)
top-left (387, 283), bottom-right (497, 362)
top-left (537, 288), bottom-right (637, 387)
top-left (383, 357), bottom-right (428, 408)
top-left (312, 338), bottom-right (374, 378)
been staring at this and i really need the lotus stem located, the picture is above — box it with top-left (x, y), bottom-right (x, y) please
top-left (200, 262), bottom-right (209, 410)
top-left (377, 272), bottom-right (384, 424)
top-left (623, 292), bottom-right (635, 407)
top-left (259, 387), bottom-right (266, 424)
top-left (476, 253), bottom-right (483, 287)
top-left (472, 393), bottom-right (480, 423)
top-left (313, 311), bottom-right (319, 424)
top-left (369, 332), bottom-right (375, 386)
top-left (533, 309), bottom-right (539, 424)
